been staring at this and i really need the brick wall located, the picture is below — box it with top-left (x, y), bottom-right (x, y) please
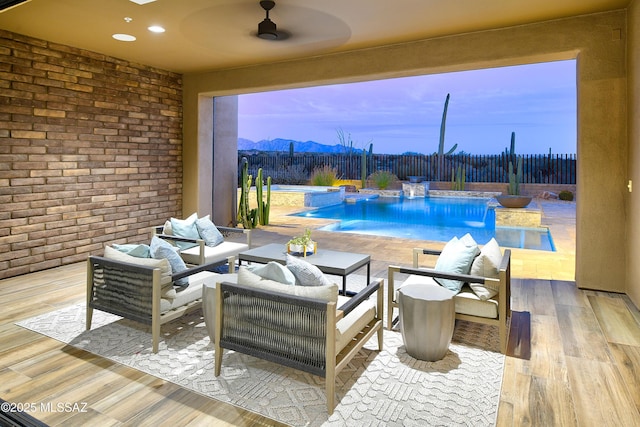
top-left (0, 30), bottom-right (183, 279)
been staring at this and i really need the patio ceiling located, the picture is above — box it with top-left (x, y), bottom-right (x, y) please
top-left (0, 0), bottom-right (630, 74)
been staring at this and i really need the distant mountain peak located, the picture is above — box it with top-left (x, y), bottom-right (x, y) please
top-left (238, 138), bottom-right (364, 154)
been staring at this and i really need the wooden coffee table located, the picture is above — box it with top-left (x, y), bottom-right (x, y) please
top-left (238, 243), bottom-right (370, 296)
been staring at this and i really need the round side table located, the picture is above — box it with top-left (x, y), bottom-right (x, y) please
top-left (398, 284), bottom-right (455, 361)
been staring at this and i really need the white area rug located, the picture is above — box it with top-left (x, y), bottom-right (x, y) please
top-left (17, 302), bottom-right (504, 426)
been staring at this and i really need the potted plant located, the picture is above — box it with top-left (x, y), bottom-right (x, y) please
top-left (287, 229), bottom-right (316, 256)
top-left (496, 156), bottom-right (532, 208)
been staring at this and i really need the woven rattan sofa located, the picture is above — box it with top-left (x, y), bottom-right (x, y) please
top-left (388, 246), bottom-right (511, 353)
top-left (86, 252), bottom-right (234, 353)
top-left (213, 270), bottom-right (384, 414)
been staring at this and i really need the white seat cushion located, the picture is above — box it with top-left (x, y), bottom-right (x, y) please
top-left (160, 271), bottom-right (218, 313)
top-left (180, 241), bottom-right (248, 265)
top-left (336, 295), bottom-right (377, 353)
top-left (399, 275), bottom-right (498, 319)
top-left (454, 286), bottom-right (499, 319)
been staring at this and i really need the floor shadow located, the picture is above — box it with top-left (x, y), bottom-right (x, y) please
top-left (506, 310), bottom-right (531, 360)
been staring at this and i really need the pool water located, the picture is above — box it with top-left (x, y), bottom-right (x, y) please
top-left (291, 197), bottom-right (555, 251)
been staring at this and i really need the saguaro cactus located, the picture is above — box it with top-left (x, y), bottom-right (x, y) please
top-left (507, 156), bottom-right (523, 195)
top-left (237, 157), bottom-right (257, 228)
top-left (360, 143), bottom-right (373, 188)
top-left (436, 93), bottom-right (458, 181)
top-left (256, 168), bottom-right (271, 226)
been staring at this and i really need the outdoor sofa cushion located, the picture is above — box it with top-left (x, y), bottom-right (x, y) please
top-left (397, 274), bottom-right (499, 319)
top-left (235, 267), bottom-right (376, 355)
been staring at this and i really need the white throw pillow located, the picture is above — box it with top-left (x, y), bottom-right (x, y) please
top-left (238, 267), bottom-right (337, 302)
top-left (247, 261), bottom-right (296, 285)
top-left (286, 254), bottom-right (334, 287)
top-left (434, 236), bottom-right (480, 293)
top-left (470, 238), bottom-right (503, 300)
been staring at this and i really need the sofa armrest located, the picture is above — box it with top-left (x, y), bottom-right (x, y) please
top-left (217, 226), bottom-right (252, 248)
top-left (338, 278), bottom-right (383, 317)
top-left (154, 233), bottom-right (201, 245)
top-left (412, 247), bottom-right (441, 267)
top-left (390, 265), bottom-right (490, 285)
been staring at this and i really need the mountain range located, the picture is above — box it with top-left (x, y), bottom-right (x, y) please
top-left (238, 138), bottom-right (364, 154)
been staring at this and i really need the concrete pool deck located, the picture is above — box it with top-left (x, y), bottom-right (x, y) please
top-left (247, 198), bottom-right (576, 282)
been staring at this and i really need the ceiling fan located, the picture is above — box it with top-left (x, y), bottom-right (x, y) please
top-left (257, 0), bottom-right (289, 40)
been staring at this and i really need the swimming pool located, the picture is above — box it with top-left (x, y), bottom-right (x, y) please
top-left (291, 196), bottom-right (555, 251)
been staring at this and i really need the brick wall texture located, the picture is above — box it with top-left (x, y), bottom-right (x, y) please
top-left (0, 30), bottom-right (183, 279)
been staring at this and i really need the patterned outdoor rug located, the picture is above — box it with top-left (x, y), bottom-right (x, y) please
top-left (17, 302), bottom-right (504, 427)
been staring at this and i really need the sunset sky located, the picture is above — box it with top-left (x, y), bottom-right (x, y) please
top-left (238, 59), bottom-right (576, 155)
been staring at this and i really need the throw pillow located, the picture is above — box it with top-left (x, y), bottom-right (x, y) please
top-left (150, 236), bottom-right (189, 287)
top-left (434, 236), bottom-right (480, 293)
top-left (195, 215), bottom-right (224, 247)
top-left (238, 267), bottom-right (338, 302)
top-left (286, 254), bottom-right (334, 287)
top-left (470, 238), bottom-right (503, 300)
top-left (103, 245), bottom-right (176, 299)
top-left (111, 243), bottom-right (150, 258)
top-left (247, 261), bottom-right (296, 285)
top-left (170, 213), bottom-right (199, 250)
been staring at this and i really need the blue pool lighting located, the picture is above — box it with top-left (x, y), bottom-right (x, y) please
top-left (291, 196), bottom-right (555, 251)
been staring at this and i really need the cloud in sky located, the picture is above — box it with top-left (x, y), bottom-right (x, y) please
top-left (238, 59), bottom-right (576, 155)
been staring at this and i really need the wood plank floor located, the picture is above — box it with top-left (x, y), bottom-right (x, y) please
top-left (1, 202), bottom-right (639, 426)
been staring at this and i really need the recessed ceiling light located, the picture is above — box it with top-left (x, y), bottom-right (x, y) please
top-left (129, 0), bottom-right (156, 5)
top-left (148, 25), bottom-right (165, 33)
top-left (112, 33), bottom-right (136, 42)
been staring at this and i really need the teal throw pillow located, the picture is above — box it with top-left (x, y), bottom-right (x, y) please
top-left (170, 213), bottom-right (199, 250)
top-left (150, 236), bottom-right (189, 287)
top-left (195, 215), bottom-right (224, 247)
top-left (434, 236), bottom-right (480, 293)
top-left (111, 243), bottom-right (150, 258)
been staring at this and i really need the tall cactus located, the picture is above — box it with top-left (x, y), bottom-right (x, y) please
top-left (507, 156), bottom-right (523, 195)
top-left (237, 157), bottom-right (257, 229)
top-left (256, 168), bottom-right (263, 225)
top-left (256, 168), bottom-right (271, 226)
top-left (263, 176), bottom-right (271, 225)
top-left (436, 93), bottom-right (458, 181)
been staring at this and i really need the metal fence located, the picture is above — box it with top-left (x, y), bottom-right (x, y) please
top-left (238, 152), bottom-right (576, 185)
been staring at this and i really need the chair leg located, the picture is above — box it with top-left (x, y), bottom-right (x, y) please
top-left (86, 258), bottom-right (94, 330)
top-left (152, 318), bottom-right (160, 353)
top-left (86, 306), bottom-right (93, 331)
top-left (326, 373), bottom-right (335, 415)
top-left (227, 255), bottom-right (235, 274)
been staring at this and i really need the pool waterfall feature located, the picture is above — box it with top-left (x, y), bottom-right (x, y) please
top-left (240, 185), bottom-right (345, 208)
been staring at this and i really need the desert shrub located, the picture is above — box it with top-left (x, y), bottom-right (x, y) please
top-left (559, 190), bottom-right (574, 201)
top-left (309, 165), bottom-right (339, 186)
top-left (369, 170), bottom-right (398, 190)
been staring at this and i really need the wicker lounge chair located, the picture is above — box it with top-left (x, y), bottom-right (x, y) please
top-left (213, 271), bottom-right (384, 414)
top-left (86, 254), bottom-right (230, 353)
top-left (388, 246), bottom-right (511, 353)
